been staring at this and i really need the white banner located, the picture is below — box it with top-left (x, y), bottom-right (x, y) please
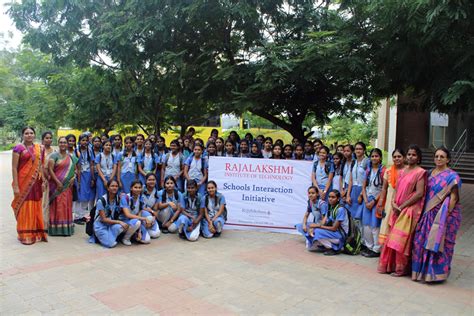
top-left (208, 157), bottom-right (313, 234)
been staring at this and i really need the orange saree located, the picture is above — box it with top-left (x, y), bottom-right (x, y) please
top-left (11, 143), bottom-right (48, 245)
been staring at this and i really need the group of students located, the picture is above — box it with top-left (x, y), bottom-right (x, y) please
top-left (11, 126), bottom-right (462, 283)
top-left (296, 144), bottom-right (463, 283)
top-left (11, 127), bottom-right (227, 248)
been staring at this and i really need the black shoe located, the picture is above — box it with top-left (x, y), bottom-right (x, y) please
top-left (360, 249), bottom-right (370, 257)
top-left (312, 246), bottom-right (328, 253)
top-left (324, 249), bottom-right (338, 256)
top-left (365, 250), bottom-right (381, 258)
top-left (73, 219), bottom-right (85, 225)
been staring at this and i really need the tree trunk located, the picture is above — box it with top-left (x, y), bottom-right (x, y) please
top-left (180, 124), bottom-right (188, 137)
top-left (250, 109), bottom-right (308, 142)
top-left (154, 120), bottom-right (161, 136)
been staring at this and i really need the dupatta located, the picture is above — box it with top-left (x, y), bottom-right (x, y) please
top-left (424, 169), bottom-right (461, 253)
top-left (49, 153), bottom-right (77, 202)
top-left (11, 144), bottom-right (41, 219)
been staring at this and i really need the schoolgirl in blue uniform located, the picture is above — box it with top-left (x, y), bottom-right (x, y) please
top-left (341, 144), bottom-right (354, 204)
top-left (237, 140), bottom-right (250, 158)
top-left (311, 146), bottom-right (334, 201)
top-left (224, 140), bottom-right (237, 157)
top-left (142, 173), bottom-right (159, 211)
top-left (74, 134), bottom-right (95, 222)
top-left (90, 136), bottom-right (102, 194)
top-left (215, 137), bottom-right (225, 156)
top-left (119, 180), bottom-right (159, 245)
top-left (141, 173), bottom-right (161, 240)
top-left (137, 138), bottom-right (159, 186)
top-left (261, 137), bottom-right (273, 159)
top-left (303, 141), bottom-right (314, 161)
top-left (112, 134), bottom-right (123, 157)
top-left (117, 136), bottom-right (138, 194)
top-left (332, 152), bottom-right (344, 193)
top-left (93, 179), bottom-right (137, 248)
top-left (95, 139), bottom-right (117, 199)
top-left (283, 144), bottom-right (293, 160)
top-left (206, 142), bottom-right (217, 158)
top-left (346, 142), bottom-right (369, 226)
top-left (161, 140), bottom-right (184, 191)
top-left (295, 186), bottom-right (328, 237)
top-left (312, 139), bottom-right (323, 162)
top-left (155, 136), bottom-right (168, 158)
top-left (201, 181), bottom-right (227, 238)
top-left (271, 144), bottom-right (284, 159)
top-left (305, 190), bottom-right (349, 255)
top-left (134, 134), bottom-right (145, 157)
top-left (183, 144), bottom-right (208, 196)
top-left (361, 148), bottom-right (385, 258)
top-left (174, 180), bottom-right (204, 241)
top-left (157, 176), bottom-right (185, 232)
top-left (294, 144), bottom-right (305, 160)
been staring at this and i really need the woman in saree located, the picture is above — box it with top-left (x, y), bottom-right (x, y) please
top-left (378, 145), bottom-right (426, 276)
top-left (11, 127), bottom-right (48, 245)
top-left (48, 136), bottom-right (78, 236)
top-left (41, 131), bottom-right (55, 230)
top-left (377, 148), bottom-right (405, 245)
top-left (412, 148), bottom-right (462, 282)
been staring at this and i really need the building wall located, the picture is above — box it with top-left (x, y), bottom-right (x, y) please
top-left (395, 106), bottom-right (430, 149)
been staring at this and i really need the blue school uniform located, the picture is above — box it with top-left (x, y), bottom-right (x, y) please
top-left (142, 187), bottom-right (159, 209)
top-left (184, 155), bottom-right (208, 195)
top-left (306, 205), bottom-right (349, 251)
top-left (91, 149), bottom-right (102, 190)
top-left (313, 160), bottom-right (334, 200)
top-left (176, 192), bottom-right (205, 241)
top-left (201, 192), bottom-right (226, 238)
top-left (119, 193), bottom-right (159, 243)
top-left (76, 148), bottom-right (95, 202)
top-left (157, 189), bottom-right (185, 221)
top-left (362, 167), bottom-right (384, 228)
top-left (93, 194), bottom-right (123, 248)
top-left (304, 153), bottom-right (314, 161)
top-left (332, 165), bottom-right (343, 193)
top-left (138, 152), bottom-right (159, 185)
top-left (118, 151), bottom-right (138, 194)
top-left (162, 152), bottom-right (184, 191)
top-left (348, 158), bottom-right (369, 220)
top-left (95, 153), bottom-right (116, 198)
top-left (295, 199), bottom-right (328, 235)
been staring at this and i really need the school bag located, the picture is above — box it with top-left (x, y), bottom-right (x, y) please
top-left (161, 189), bottom-right (180, 203)
top-left (205, 194), bottom-right (227, 221)
top-left (121, 193), bottom-right (145, 214)
top-left (85, 195), bottom-right (119, 236)
top-left (332, 206), bottom-right (362, 255)
top-left (163, 152), bottom-right (184, 167)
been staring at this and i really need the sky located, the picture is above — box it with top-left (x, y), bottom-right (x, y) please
top-left (0, 0), bottom-right (23, 50)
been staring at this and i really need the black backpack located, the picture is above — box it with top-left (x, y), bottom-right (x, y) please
top-left (85, 195), bottom-right (119, 236)
top-left (333, 206), bottom-right (362, 255)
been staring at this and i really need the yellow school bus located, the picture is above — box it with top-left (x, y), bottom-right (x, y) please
top-left (57, 114), bottom-right (292, 144)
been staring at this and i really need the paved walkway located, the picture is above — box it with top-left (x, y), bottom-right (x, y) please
top-left (0, 151), bottom-right (473, 315)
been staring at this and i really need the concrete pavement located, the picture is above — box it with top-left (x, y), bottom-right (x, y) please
top-left (0, 151), bottom-right (473, 315)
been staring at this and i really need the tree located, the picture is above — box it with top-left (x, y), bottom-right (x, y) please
top-left (175, 1), bottom-right (378, 141)
top-left (342, 0), bottom-right (474, 112)
top-left (8, 1), bottom-right (220, 135)
top-left (9, 1), bottom-right (380, 140)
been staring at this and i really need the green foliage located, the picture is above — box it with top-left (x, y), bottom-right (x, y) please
top-left (327, 113), bottom-right (377, 145)
top-left (5, 0), bottom-right (472, 140)
top-left (343, 0), bottom-right (474, 112)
